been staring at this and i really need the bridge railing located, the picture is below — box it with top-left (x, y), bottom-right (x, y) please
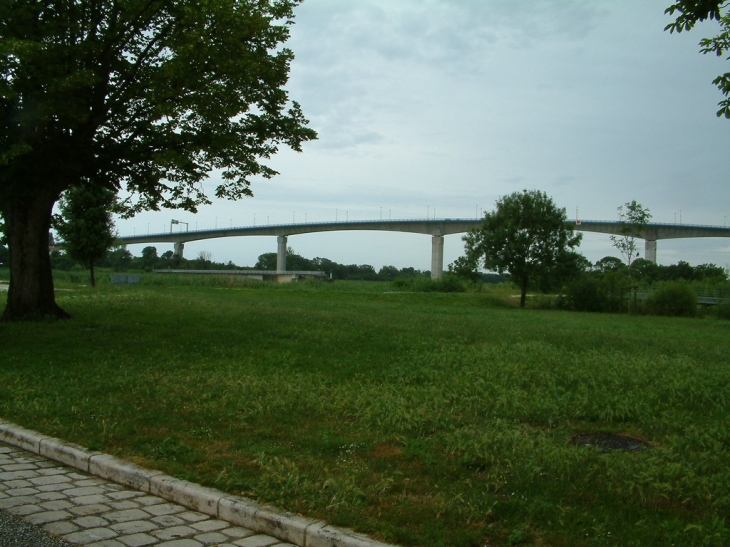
top-left (120, 218), bottom-right (730, 241)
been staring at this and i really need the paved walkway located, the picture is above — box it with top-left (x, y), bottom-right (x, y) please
top-left (0, 441), bottom-right (292, 547)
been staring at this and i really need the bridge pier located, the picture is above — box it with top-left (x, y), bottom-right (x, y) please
top-left (645, 239), bottom-right (657, 263)
top-left (431, 236), bottom-right (444, 280)
top-left (173, 242), bottom-right (185, 258)
top-left (277, 236), bottom-right (287, 273)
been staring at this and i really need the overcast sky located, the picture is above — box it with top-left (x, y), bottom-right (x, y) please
top-left (116, 0), bottom-right (730, 271)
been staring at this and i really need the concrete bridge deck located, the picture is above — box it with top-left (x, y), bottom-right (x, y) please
top-left (118, 219), bottom-right (730, 279)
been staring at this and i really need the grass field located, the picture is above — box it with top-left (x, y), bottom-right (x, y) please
top-left (1, 272), bottom-right (729, 546)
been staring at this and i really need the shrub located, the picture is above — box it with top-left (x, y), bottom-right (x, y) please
top-left (564, 276), bottom-right (605, 312)
top-left (392, 275), bottom-right (466, 293)
top-left (644, 281), bottom-right (698, 317)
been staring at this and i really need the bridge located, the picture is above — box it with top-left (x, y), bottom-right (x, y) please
top-left (118, 219), bottom-right (730, 280)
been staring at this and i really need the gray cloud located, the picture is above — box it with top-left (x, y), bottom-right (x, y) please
top-left (118, 0), bottom-right (730, 269)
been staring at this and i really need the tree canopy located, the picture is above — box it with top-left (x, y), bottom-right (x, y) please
top-left (0, 0), bottom-right (316, 320)
top-left (462, 190), bottom-right (583, 308)
top-left (665, 0), bottom-right (730, 117)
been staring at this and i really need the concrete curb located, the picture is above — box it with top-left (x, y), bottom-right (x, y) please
top-left (0, 419), bottom-right (396, 547)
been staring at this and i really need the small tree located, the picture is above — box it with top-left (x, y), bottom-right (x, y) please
top-left (141, 246), bottom-right (158, 270)
top-left (107, 246), bottom-right (133, 272)
top-left (53, 185), bottom-right (116, 287)
top-left (594, 256), bottom-right (627, 274)
top-left (463, 190), bottom-right (582, 308)
top-left (255, 253), bottom-right (278, 271)
top-left (610, 201), bottom-right (651, 273)
top-left (448, 255), bottom-right (482, 284)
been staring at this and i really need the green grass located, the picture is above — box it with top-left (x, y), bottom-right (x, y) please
top-left (1, 273), bottom-right (729, 546)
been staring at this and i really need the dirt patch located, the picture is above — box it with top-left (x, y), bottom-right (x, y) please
top-left (569, 432), bottom-right (649, 453)
top-left (372, 445), bottom-right (405, 459)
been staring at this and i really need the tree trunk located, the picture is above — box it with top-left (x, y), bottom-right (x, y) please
top-left (519, 276), bottom-right (528, 309)
top-left (89, 260), bottom-right (96, 288)
top-left (1, 190), bottom-right (70, 321)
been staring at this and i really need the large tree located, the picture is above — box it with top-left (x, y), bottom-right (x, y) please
top-left (0, 0), bottom-right (316, 320)
top-left (53, 184), bottom-right (117, 288)
top-left (463, 190), bottom-right (583, 308)
top-left (665, 1), bottom-right (730, 117)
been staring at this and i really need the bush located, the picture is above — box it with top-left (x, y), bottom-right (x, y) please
top-left (392, 275), bottom-right (466, 293)
top-left (564, 276), bottom-right (605, 312)
top-left (644, 281), bottom-right (698, 317)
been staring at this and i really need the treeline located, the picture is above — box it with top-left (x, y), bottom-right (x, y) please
top-left (48, 245), bottom-right (499, 283)
top-left (559, 257), bottom-right (729, 315)
top-left (253, 251), bottom-right (428, 281)
top-left (590, 256), bottom-right (727, 284)
top-left (51, 245), bottom-right (254, 273)
top-left (47, 244), bottom-right (507, 284)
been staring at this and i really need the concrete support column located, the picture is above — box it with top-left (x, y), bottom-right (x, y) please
top-left (276, 235), bottom-right (288, 273)
top-left (431, 235), bottom-right (444, 280)
top-left (644, 239), bottom-right (657, 263)
top-left (173, 242), bottom-right (185, 258)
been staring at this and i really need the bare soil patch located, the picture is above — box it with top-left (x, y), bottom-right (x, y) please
top-left (570, 432), bottom-right (649, 452)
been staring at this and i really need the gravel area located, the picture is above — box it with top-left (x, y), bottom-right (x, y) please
top-left (0, 510), bottom-right (72, 547)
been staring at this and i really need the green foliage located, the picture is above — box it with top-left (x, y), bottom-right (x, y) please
top-left (392, 275), bottom-right (466, 293)
top-left (644, 281), bottom-right (699, 317)
top-left (593, 255), bottom-right (626, 274)
top-left (447, 255), bottom-right (482, 283)
top-left (0, 0), bottom-right (316, 319)
top-left (252, 250), bottom-right (427, 282)
top-left (665, 1), bottom-right (730, 118)
top-left (255, 252), bottom-right (278, 271)
top-left (463, 190), bottom-right (582, 308)
top-left (564, 258), bottom-right (727, 316)
top-left (564, 276), bottom-right (606, 312)
top-left (53, 184), bottom-right (116, 286)
top-left (105, 246), bottom-right (133, 272)
top-left (610, 201), bottom-right (652, 270)
top-left (141, 246), bottom-right (158, 267)
top-left (0, 0), bottom-right (316, 213)
top-left (714, 301), bottom-right (730, 319)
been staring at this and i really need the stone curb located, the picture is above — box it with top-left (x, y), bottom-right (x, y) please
top-left (0, 419), bottom-right (396, 547)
